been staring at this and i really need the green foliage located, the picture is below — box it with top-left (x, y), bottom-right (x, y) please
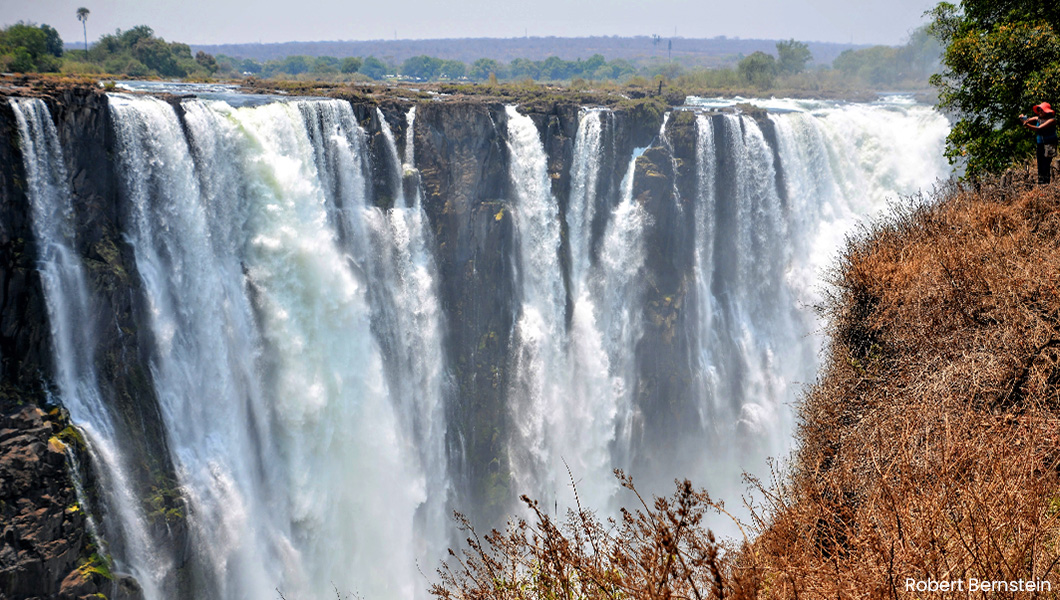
top-left (195, 50), bottom-right (218, 74)
top-left (78, 553), bottom-right (114, 581)
top-left (340, 56), bottom-right (362, 74)
top-left (402, 54), bottom-right (444, 79)
top-left (358, 55), bottom-right (388, 79)
top-left (0, 22), bottom-right (64, 72)
top-left (76, 24), bottom-right (218, 78)
top-left (133, 37), bottom-right (184, 76)
top-left (469, 57), bottom-right (504, 81)
top-left (930, 0), bottom-right (1060, 175)
top-left (777, 39), bottom-right (812, 74)
top-left (439, 59), bottom-right (466, 79)
top-left (239, 57), bottom-right (262, 74)
top-left (738, 50), bottom-right (777, 88)
top-left (831, 25), bottom-right (941, 87)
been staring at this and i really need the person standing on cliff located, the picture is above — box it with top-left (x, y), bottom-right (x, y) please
top-left (1020, 102), bottom-right (1057, 184)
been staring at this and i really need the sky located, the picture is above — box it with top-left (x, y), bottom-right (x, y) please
top-left (3, 0), bottom-right (941, 46)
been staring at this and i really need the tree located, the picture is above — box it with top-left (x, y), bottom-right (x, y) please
top-left (509, 57), bottom-right (540, 80)
top-left (776, 39), bottom-right (811, 74)
top-left (439, 59), bottom-right (466, 80)
top-left (737, 51), bottom-right (777, 88)
top-left (929, 0), bottom-right (1060, 175)
top-left (1, 22), bottom-right (63, 72)
top-left (40, 24), bottom-right (63, 57)
top-left (239, 58), bottom-right (262, 74)
top-left (311, 56), bottom-right (338, 74)
top-left (76, 7), bottom-right (89, 54)
top-left (195, 50), bottom-right (218, 74)
top-left (401, 55), bottom-right (443, 80)
top-left (359, 56), bottom-right (388, 79)
top-left (340, 57), bottom-right (362, 74)
top-left (133, 36), bottom-right (184, 76)
top-left (469, 58), bottom-right (503, 81)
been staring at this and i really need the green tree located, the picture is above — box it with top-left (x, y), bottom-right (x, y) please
top-left (776, 39), bottom-right (811, 74)
top-left (41, 24), bottom-right (63, 57)
top-left (540, 56), bottom-right (571, 80)
top-left (133, 37), bottom-right (184, 76)
top-left (76, 7), bottom-right (89, 53)
top-left (0, 22), bottom-right (62, 72)
top-left (833, 45), bottom-right (901, 84)
top-left (401, 55), bottom-right (443, 79)
top-left (312, 56), bottom-right (339, 74)
top-left (929, 0), bottom-right (1060, 175)
top-left (340, 57), bottom-right (362, 74)
top-left (509, 57), bottom-right (540, 80)
top-left (439, 59), bottom-right (466, 79)
top-left (359, 56), bottom-right (388, 79)
top-left (239, 58), bottom-right (262, 74)
top-left (469, 57), bottom-right (503, 81)
top-left (195, 51), bottom-right (218, 73)
top-left (120, 25), bottom-right (155, 49)
top-left (737, 51), bottom-right (777, 88)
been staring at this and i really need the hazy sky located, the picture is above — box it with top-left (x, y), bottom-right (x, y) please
top-left (4, 0), bottom-right (940, 46)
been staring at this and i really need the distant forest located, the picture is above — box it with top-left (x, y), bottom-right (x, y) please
top-left (189, 36), bottom-right (864, 69)
top-left (2, 17), bottom-right (939, 92)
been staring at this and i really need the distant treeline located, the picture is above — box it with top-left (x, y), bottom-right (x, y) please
top-left (2, 19), bottom-right (939, 91)
top-left (214, 53), bottom-right (639, 83)
top-left (193, 36), bottom-right (862, 69)
top-left (214, 27), bottom-right (939, 89)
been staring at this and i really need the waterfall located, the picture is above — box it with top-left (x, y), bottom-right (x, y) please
top-left (506, 106), bottom-right (650, 513)
top-left (377, 107), bottom-right (406, 206)
top-left (685, 100), bottom-right (951, 509)
top-left (12, 89), bottom-right (952, 599)
top-left (404, 106), bottom-right (416, 168)
top-left (505, 104), bottom-right (571, 509)
top-left (105, 94), bottom-right (445, 600)
top-left (10, 97), bottom-right (168, 600)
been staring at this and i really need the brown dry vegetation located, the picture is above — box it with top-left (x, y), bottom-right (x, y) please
top-left (434, 166), bottom-right (1060, 599)
top-left (749, 165), bottom-right (1060, 597)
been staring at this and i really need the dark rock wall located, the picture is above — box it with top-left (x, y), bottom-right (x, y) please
top-left (414, 101), bottom-right (515, 521)
top-left (0, 100), bottom-right (50, 396)
top-left (627, 110), bottom-right (701, 475)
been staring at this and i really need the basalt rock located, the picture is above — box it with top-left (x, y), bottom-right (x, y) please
top-left (0, 402), bottom-right (146, 600)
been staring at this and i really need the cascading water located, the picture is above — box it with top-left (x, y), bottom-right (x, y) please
top-left (104, 94), bottom-right (447, 599)
top-left (506, 106), bottom-right (651, 513)
top-left (12, 89), bottom-right (951, 599)
top-left (10, 97), bottom-right (167, 600)
top-left (682, 98), bottom-right (950, 510)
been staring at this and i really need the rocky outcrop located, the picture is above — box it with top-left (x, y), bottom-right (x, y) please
top-left (0, 403), bottom-right (142, 600)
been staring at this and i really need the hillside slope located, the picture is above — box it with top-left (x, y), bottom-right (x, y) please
top-left (751, 167), bottom-right (1060, 596)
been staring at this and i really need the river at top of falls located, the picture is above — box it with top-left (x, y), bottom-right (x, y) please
top-left (13, 92), bottom-right (951, 599)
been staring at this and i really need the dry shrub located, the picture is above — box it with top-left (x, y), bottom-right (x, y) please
top-left (432, 470), bottom-right (759, 600)
top-left (751, 167), bottom-right (1060, 597)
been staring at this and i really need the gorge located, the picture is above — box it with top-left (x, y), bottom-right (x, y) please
top-left (0, 86), bottom-right (949, 599)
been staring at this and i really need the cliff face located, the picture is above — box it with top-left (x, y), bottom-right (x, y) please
top-left (0, 86), bottom-right (716, 595)
top-left (0, 99), bottom-right (49, 393)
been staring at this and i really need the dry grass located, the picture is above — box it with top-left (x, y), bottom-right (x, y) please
top-left (433, 470), bottom-right (759, 600)
top-left (748, 165), bottom-right (1060, 597)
